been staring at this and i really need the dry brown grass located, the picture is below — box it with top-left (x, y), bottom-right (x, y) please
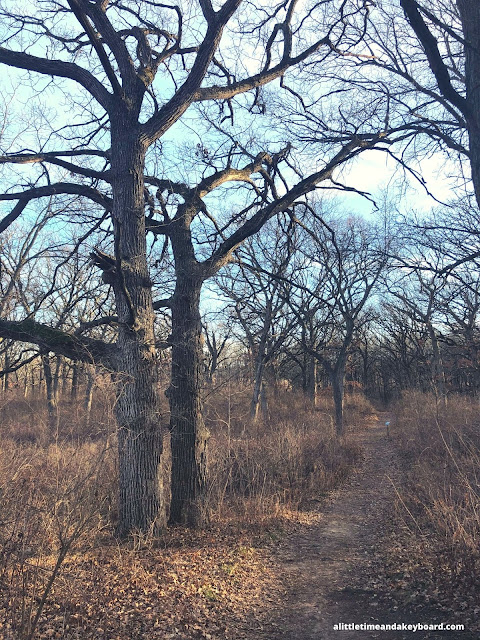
top-left (391, 391), bottom-right (480, 596)
top-left (0, 383), bottom-right (366, 639)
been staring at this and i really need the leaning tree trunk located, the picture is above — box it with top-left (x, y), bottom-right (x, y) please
top-left (110, 122), bottom-right (166, 537)
top-left (168, 263), bottom-right (209, 526)
top-left (457, 1), bottom-right (480, 209)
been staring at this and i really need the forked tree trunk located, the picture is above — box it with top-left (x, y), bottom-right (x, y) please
top-left (168, 270), bottom-right (209, 526)
top-left (111, 122), bottom-right (167, 537)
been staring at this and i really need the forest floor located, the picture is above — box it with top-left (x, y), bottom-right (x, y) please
top-left (3, 411), bottom-right (478, 639)
top-left (251, 414), bottom-right (477, 640)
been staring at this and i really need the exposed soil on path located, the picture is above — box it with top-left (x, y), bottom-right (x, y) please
top-left (253, 415), bottom-right (475, 640)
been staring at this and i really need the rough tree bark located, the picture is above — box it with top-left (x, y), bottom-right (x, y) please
top-left (109, 122), bottom-right (166, 536)
top-left (168, 241), bottom-right (208, 525)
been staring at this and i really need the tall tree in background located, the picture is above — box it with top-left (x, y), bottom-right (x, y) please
top-left (289, 212), bottom-right (388, 435)
top-left (218, 222), bottom-right (297, 421)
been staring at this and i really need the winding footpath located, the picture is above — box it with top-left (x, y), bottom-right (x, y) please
top-left (256, 415), bottom-right (475, 640)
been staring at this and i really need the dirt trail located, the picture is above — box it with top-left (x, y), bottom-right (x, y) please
top-left (256, 415), bottom-right (471, 640)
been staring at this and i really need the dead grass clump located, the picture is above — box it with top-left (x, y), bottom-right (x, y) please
top-left (344, 392), bottom-right (376, 423)
top-left (0, 387), bottom-right (117, 444)
top-left (205, 388), bottom-right (363, 522)
top-left (392, 391), bottom-right (480, 595)
top-left (0, 437), bottom-right (116, 639)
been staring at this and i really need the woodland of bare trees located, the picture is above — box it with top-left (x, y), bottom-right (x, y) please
top-left (0, 0), bottom-right (480, 544)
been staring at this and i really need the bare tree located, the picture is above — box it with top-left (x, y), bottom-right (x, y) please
top-left (384, 233), bottom-right (451, 401)
top-left (289, 210), bottom-right (389, 434)
top-left (218, 221), bottom-right (297, 421)
top-left (336, 1), bottom-right (477, 212)
top-left (0, 0), bottom-right (398, 532)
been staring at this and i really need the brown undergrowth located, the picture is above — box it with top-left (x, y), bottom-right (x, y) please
top-left (384, 392), bottom-right (480, 631)
top-left (0, 385), bottom-right (366, 639)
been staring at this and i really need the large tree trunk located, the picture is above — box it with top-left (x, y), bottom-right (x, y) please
top-left (457, 1), bottom-right (480, 208)
top-left (168, 267), bottom-right (209, 526)
top-left (110, 122), bottom-right (166, 537)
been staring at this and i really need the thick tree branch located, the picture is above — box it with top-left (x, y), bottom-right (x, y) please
top-left (141, 0), bottom-right (242, 144)
top-left (0, 183), bottom-right (112, 208)
top-left (0, 319), bottom-right (116, 367)
top-left (0, 199), bottom-right (29, 234)
top-left (0, 150), bottom-right (110, 162)
top-left (195, 153), bottom-right (269, 197)
top-left (0, 152), bottom-right (110, 180)
top-left (193, 36), bottom-right (331, 102)
top-left (201, 138), bottom-right (376, 276)
top-left (75, 315), bottom-right (119, 334)
top-left (83, 0), bottom-right (140, 93)
top-left (400, 0), bottom-right (470, 118)
top-left (0, 47), bottom-right (113, 111)
top-left (66, 0), bottom-right (123, 95)
top-left (153, 298), bottom-right (173, 310)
